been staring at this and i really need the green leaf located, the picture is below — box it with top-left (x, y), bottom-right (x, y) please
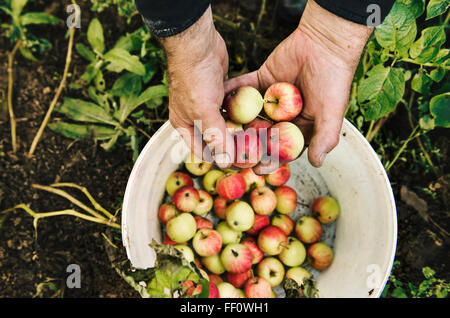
top-left (75, 43), bottom-right (96, 62)
top-left (411, 71), bottom-right (432, 94)
top-left (391, 286), bottom-right (408, 298)
top-left (409, 26), bottom-right (446, 63)
top-left (94, 71), bottom-right (105, 92)
top-left (426, 0), bottom-right (450, 20)
top-left (195, 278), bottom-right (210, 298)
top-left (358, 64), bottom-right (405, 121)
top-left (430, 93), bottom-right (450, 128)
top-left (422, 267), bottom-right (436, 279)
top-left (374, 2), bottom-right (417, 55)
top-left (398, 0), bottom-right (425, 18)
top-left (11, 0), bottom-right (27, 19)
top-left (419, 115), bottom-right (435, 130)
top-left (104, 48), bottom-right (146, 75)
top-left (429, 67), bottom-right (445, 82)
top-left (434, 49), bottom-right (450, 64)
top-left (80, 62), bottom-right (102, 83)
top-left (48, 122), bottom-right (117, 141)
top-left (56, 98), bottom-right (118, 126)
top-left (19, 45), bottom-right (38, 61)
top-left (109, 73), bottom-right (142, 97)
top-left (113, 35), bottom-right (134, 52)
top-left (20, 12), bottom-right (60, 25)
top-left (87, 18), bottom-right (105, 54)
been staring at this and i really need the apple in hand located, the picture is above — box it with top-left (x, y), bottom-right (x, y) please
top-left (274, 186), bottom-right (297, 214)
top-left (256, 257), bottom-right (285, 287)
top-left (158, 203), bottom-right (179, 225)
top-left (233, 129), bottom-right (262, 169)
top-left (271, 213), bottom-right (294, 236)
top-left (203, 170), bottom-right (225, 195)
top-left (263, 82), bottom-right (303, 122)
top-left (265, 163), bottom-right (290, 187)
top-left (213, 197), bottom-right (229, 220)
top-left (193, 190), bottom-right (213, 215)
top-left (278, 237), bottom-right (306, 267)
top-left (163, 232), bottom-right (181, 245)
top-left (250, 186), bottom-right (277, 215)
top-left (166, 213), bottom-right (197, 243)
top-left (308, 242), bottom-right (334, 270)
top-left (209, 274), bottom-right (223, 286)
top-left (312, 196), bottom-right (340, 224)
top-left (220, 243), bottom-right (253, 273)
top-left (244, 277), bottom-right (272, 298)
top-left (239, 168), bottom-right (265, 192)
top-left (165, 172), bottom-right (193, 196)
top-left (246, 214), bottom-right (270, 236)
top-left (216, 221), bottom-right (242, 245)
top-left (244, 118), bottom-right (273, 134)
top-left (225, 200), bottom-right (255, 232)
top-left (172, 185), bottom-right (200, 213)
top-left (194, 215), bottom-right (213, 230)
top-left (285, 267), bottom-right (312, 287)
top-left (216, 172), bottom-right (246, 201)
top-left (226, 270), bottom-right (252, 289)
top-left (257, 225), bottom-right (287, 256)
top-left (225, 120), bottom-right (243, 134)
top-left (174, 245), bottom-right (195, 263)
top-left (242, 237), bottom-right (264, 264)
top-left (295, 216), bottom-right (322, 244)
top-left (193, 228), bottom-right (223, 257)
top-left (267, 122), bottom-right (304, 163)
top-left (185, 152), bottom-right (212, 176)
top-left (224, 86), bottom-right (264, 124)
top-left (201, 254), bottom-right (226, 275)
top-left (217, 282), bottom-right (241, 298)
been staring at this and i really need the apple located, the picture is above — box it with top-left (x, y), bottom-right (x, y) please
top-left (285, 267), bottom-right (312, 287)
top-left (244, 117), bottom-right (273, 134)
top-left (271, 213), bottom-right (294, 235)
top-left (256, 257), bottom-right (285, 287)
top-left (233, 129), bottom-right (262, 169)
top-left (239, 168), bottom-right (265, 192)
top-left (244, 277), bottom-right (272, 298)
top-left (216, 221), bottom-right (242, 245)
top-left (213, 197), bottom-right (230, 219)
top-left (165, 172), bottom-right (193, 196)
top-left (172, 185), bottom-right (200, 213)
top-left (236, 289), bottom-right (245, 298)
top-left (312, 196), bottom-right (340, 224)
top-left (193, 228), bottom-right (223, 257)
top-left (201, 254), bottom-right (226, 275)
top-left (278, 237), bottom-right (306, 267)
top-left (263, 82), bottom-right (303, 122)
top-left (208, 282), bottom-right (220, 298)
top-left (246, 214), bottom-right (270, 236)
top-left (194, 258), bottom-right (203, 269)
top-left (217, 282), bottom-right (241, 298)
top-left (265, 163), bottom-right (290, 187)
top-left (225, 200), bottom-right (255, 232)
top-left (242, 237), bottom-right (264, 264)
top-left (271, 289), bottom-right (277, 298)
top-left (158, 203), bottom-right (179, 225)
top-left (194, 215), bottom-right (213, 230)
top-left (203, 170), bottom-right (225, 195)
top-left (193, 190), bottom-right (213, 215)
top-left (163, 232), bottom-right (181, 245)
top-left (257, 225), bottom-right (287, 256)
top-left (250, 186), bottom-right (277, 215)
top-left (224, 86), bottom-right (264, 124)
top-left (166, 213), bottom-right (197, 243)
top-left (295, 216), bottom-right (322, 244)
top-left (220, 243), bottom-right (253, 273)
top-left (267, 122), bottom-right (304, 163)
top-left (209, 274), bottom-right (223, 286)
top-left (308, 242), bottom-right (334, 270)
top-left (174, 245), bottom-right (195, 263)
top-left (274, 185), bottom-right (297, 214)
top-left (225, 120), bottom-right (243, 134)
top-left (216, 172), bottom-right (246, 200)
top-left (226, 270), bottom-right (252, 289)
top-left (185, 152), bottom-right (212, 176)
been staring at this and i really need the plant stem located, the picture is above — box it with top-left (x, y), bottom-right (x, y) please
top-left (386, 125), bottom-right (419, 171)
top-left (366, 120), bottom-right (375, 140)
top-left (126, 118), bottom-right (151, 139)
top-left (255, 0), bottom-right (267, 32)
top-left (28, 20), bottom-right (76, 157)
top-left (367, 115), bottom-right (390, 143)
top-left (212, 14), bottom-right (240, 29)
top-left (7, 39), bottom-right (22, 153)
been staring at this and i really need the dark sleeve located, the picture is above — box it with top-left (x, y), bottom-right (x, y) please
top-left (135, 0), bottom-right (210, 37)
top-left (314, 0), bottom-right (395, 25)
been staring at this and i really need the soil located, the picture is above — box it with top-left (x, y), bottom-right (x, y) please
top-left (0, 0), bottom-right (448, 298)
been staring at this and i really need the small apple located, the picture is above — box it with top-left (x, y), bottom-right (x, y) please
top-left (224, 86), bottom-right (264, 124)
top-left (225, 200), bottom-right (255, 232)
top-left (263, 82), bottom-right (303, 122)
top-left (216, 172), bottom-right (246, 201)
top-left (220, 243), bottom-right (253, 273)
top-left (257, 226), bottom-right (287, 256)
top-left (193, 228), bottom-right (223, 257)
top-left (213, 197), bottom-right (230, 219)
top-left (233, 129), bottom-right (262, 169)
top-left (209, 274), bottom-right (223, 286)
top-left (226, 270), bottom-right (252, 289)
top-left (185, 152), bottom-right (212, 176)
top-left (217, 282), bottom-right (241, 298)
top-left (285, 267), bottom-right (311, 287)
top-left (312, 196), bottom-right (340, 224)
top-left (163, 232), bottom-right (181, 245)
top-left (239, 168), bottom-right (265, 192)
top-left (246, 214), bottom-right (270, 236)
top-left (201, 254), bottom-right (226, 275)
top-left (295, 216), bottom-right (322, 244)
top-left (158, 203), bottom-right (179, 225)
top-left (236, 289), bottom-right (245, 298)
top-left (267, 122), bottom-right (304, 163)
top-left (278, 237), bottom-right (306, 267)
top-left (244, 277), bottom-right (272, 298)
top-left (216, 221), bottom-right (242, 245)
top-left (242, 237), bottom-right (264, 264)
top-left (225, 120), bottom-right (243, 134)
top-left (166, 213), bottom-right (197, 243)
top-left (203, 170), bottom-right (225, 195)
top-left (256, 257), bottom-right (285, 287)
top-left (244, 118), bottom-right (273, 134)
top-left (308, 242), bottom-right (334, 270)
top-left (193, 189), bottom-right (213, 215)
top-left (172, 185), bottom-right (200, 213)
top-left (271, 213), bottom-right (294, 236)
top-left (271, 289), bottom-right (277, 298)
top-left (274, 186), bottom-right (297, 214)
top-left (174, 245), bottom-right (195, 263)
top-left (208, 281), bottom-right (220, 298)
top-left (194, 215), bottom-right (213, 230)
top-left (250, 186), bottom-right (277, 215)
top-left (165, 172), bottom-right (193, 196)
top-left (265, 163), bottom-right (291, 187)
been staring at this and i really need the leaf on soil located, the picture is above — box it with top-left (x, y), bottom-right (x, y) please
top-left (56, 98), bottom-right (118, 126)
top-left (48, 122), bottom-right (118, 141)
top-left (87, 18), bottom-right (105, 54)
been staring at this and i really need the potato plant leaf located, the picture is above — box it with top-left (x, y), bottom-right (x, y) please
top-left (48, 122), bottom-right (117, 141)
top-left (87, 18), bottom-right (105, 54)
top-left (429, 93), bottom-right (450, 128)
top-left (426, 0), bottom-right (450, 20)
top-left (20, 12), bottom-right (60, 25)
top-left (409, 26), bottom-right (446, 63)
top-left (411, 71), bottom-right (433, 94)
top-left (104, 48), bottom-right (146, 76)
top-left (398, 0), bottom-right (425, 18)
top-left (75, 43), bottom-right (96, 62)
top-left (11, 0), bottom-right (27, 19)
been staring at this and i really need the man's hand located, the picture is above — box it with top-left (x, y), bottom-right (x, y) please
top-left (225, 0), bottom-right (373, 171)
top-left (161, 6), bottom-right (234, 168)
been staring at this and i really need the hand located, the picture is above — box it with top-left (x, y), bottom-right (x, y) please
top-left (225, 0), bottom-right (373, 172)
top-left (162, 6), bottom-right (234, 168)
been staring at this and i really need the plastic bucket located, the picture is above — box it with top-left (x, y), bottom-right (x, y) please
top-left (121, 119), bottom-right (397, 298)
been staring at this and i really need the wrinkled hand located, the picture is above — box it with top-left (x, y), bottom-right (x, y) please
top-left (225, 0), bottom-right (372, 172)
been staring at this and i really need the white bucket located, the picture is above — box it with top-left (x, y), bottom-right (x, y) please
top-left (121, 119), bottom-right (397, 298)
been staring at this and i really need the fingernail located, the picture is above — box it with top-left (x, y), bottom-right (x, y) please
top-left (214, 153), bottom-right (231, 169)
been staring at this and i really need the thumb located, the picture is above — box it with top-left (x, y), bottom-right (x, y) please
top-left (224, 71), bottom-right (260, 95)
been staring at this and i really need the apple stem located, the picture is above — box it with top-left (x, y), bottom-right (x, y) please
top-left (257, 114), bottom-right (274, 124)
top-left (263, 99), bottom-right (278, 104)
